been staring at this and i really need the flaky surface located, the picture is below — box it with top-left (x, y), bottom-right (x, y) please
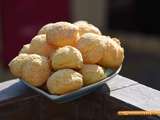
top-left (51, 46), bottom-right (83, 70)
top-left (19, 44), bottom-right (31, 54)
top-left (74, 20), bottom-right (101, 36)
top-left (38, 23), bottom-right (53, 35)
top-left (112, 37), bottom-right (121, 45)
top-left (98, 37), bottom-right (124, 68)
top-left (80, 64), bottom-right (106, 85)
top-left (9, 54), bottom-right (30, 77)
top-left (22, 54), bottom-right (51, 87)
top-left (30, 34), bottom-right (56, 57)
top-left (47, 69), bottom-right (83, 95)
top-left (46, 22), bottom-right (79, 47)
top-left (8, 21), bottom-right (125, 94)
top-left (77, 33), bottom-right (105, 64)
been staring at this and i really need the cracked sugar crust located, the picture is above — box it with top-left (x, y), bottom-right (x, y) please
top-left (19, 44), bottom-right (31, 54)
top-left (9, 54), bottom-right (30, 77)
top-left (74, 20), bottom-right (101, 36)
top-left (38, 23), bottom-right (54, 35)
top-left (98, 37), bottom-right (124, 68)
top-left (51, 46), bottom-right (83, 70)
top-left (47, 69), bottom-right (83, 95)
top-left (46, 22), bottom-right (79, 47)
top-left (30, 34), bottom-right (56, 57)
top-left (22, 54), bottom-right (51, 87)
top-left (80, 64), bottom-right (106, 85)
top-left (77, 33), bottom-right (106, 64)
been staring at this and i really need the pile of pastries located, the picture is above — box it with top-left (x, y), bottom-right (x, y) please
top-left (9, 21), bottom-right (124, 95)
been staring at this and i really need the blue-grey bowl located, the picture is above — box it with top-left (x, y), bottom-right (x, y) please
top-left (21, 66), bottom-right (121, 103)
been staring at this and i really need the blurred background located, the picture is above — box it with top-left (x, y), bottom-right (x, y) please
top-left (0, 0), bottom-right (160, 90)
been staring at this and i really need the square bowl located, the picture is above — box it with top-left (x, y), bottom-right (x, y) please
top-left (21, 66), bottom-right (121, 103)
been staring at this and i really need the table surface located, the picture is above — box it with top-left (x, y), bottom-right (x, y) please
top-left (0, 75), bottom-right (160, 120)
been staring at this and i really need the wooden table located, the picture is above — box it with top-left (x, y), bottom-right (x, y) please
top-left (0, 75), bottom-right (160, 120)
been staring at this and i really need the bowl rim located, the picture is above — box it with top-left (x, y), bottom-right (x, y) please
top-left (21, 65), bottom-right (122, 101)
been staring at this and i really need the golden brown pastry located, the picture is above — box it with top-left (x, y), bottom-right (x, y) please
top-left (46, 22), bottom-right (79, 47)
top-left (112, 37), bottom-right (121, 45)
top-left (74, 20), bottom-right (101, 36)
top-left (98, 36), bottom-right (124, 68)
top-left (8, 53), bottom-right (30, 77)
top-left (38, 23), bottom-right (53, 35)
top-left (8, 20), bottom-right (125, 94)
top-left (80, 64), bottom-right (106, 85)
top-left (47, 69), bottom-right (83, 95)
top-left (77, 33), bottom-right (105, 64)
top-left (51, 46), bottom-right (83, 70)
top-left (19, 44), bottom-right (31, 54)
top-left (30, 34), bottom-right (56, 57)
top-left (22, 54), bottom-right (51, 87)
